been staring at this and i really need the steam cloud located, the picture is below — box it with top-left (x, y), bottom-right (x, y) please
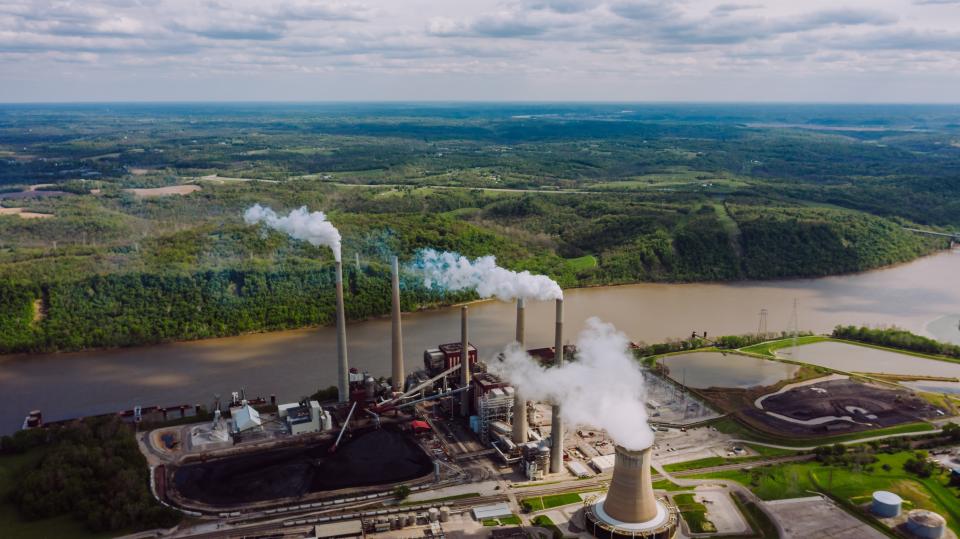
top-left (490, 317), bottom-right (653, 450)
top-left (244, 204), bottom-right (342, 262)
top-left (411, 249), bottom-right (562, 301)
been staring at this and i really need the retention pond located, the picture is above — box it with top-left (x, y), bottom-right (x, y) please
top-left (777, 341), bottom-right (960, 378)
top-left (659, 352), bottom-right (799, 389)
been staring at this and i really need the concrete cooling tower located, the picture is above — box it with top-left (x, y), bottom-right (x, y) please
top-left (584, 445), bottom-right (678, 539)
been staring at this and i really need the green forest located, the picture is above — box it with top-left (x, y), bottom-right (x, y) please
top-left (0, 104), bottom-right (955, 353)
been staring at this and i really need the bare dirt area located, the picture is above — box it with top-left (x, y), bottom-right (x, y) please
top-left (743, 378), bottom-right (942, 437)
top-left (124, 185), bottom-right (202, 197)
top-left (0, 207), bottom-right (53, 219)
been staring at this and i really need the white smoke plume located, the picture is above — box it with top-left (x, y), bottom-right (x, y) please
top-left (411, 248), bottom-right (562, 301)
top-left (490, 317), bottom-right (653, 450)
top-left (244, 204), bottom-right (342, 262)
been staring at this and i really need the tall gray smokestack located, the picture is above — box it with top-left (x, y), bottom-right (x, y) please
top-left (512, 298), bottom-right (528, 444)
top-left (335, 261), bottom-right (349, 403)
top-left (603, 445), bottom-right (658, 523)
top-left (460, 306), bottom-right (470, 417)
top-left (391, 256), bottom-right (405, 393)
top-left (549, 298), bottom-right (564, 473)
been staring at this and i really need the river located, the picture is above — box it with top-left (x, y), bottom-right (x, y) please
top-left (0, 248), bottom-right (957, 434)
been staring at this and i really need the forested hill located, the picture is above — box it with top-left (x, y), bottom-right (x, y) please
top-left (0, 188), bottom-right (947, 354)
top-left (0, 104), bottom-right (956, 353)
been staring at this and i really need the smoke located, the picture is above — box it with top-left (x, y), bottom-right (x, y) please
top-left (410, 248), bottom-right (562, 302)
top-left (244, 204), bottom-right (342, 262)
top-left (490, 317), bottom-right (653, 451)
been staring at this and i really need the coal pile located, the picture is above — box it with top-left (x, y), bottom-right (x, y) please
top-left (173, 427), bottom-right (432, 506)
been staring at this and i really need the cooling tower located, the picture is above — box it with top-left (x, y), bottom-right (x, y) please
top-left (391, 256), bottom-right (405, 393)
top-left (549, 298), bottom-right (563, 473)
top-left (512, 298), bottom-right (528, 444)
top-left (335, 261), bottom-right (349, 403)
top-left (584, 445), bottom-right (678, 539)
top-left (460, 306), bottom-right (471, 417)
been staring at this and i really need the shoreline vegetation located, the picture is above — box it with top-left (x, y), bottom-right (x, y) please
top-left (2, 103), bottom-right (958, 355)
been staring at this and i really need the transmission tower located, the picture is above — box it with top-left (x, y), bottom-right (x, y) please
top-left (757, 308), bottom-right (768, 336)
top-left (786, 299), bottom-right (800, 358)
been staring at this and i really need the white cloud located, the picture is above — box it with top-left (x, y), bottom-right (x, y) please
top-left (0, 0), bottom-right (958, 102)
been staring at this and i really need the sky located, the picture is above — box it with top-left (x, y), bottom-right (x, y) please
top-left (1, 0), bottom-right (959, 103)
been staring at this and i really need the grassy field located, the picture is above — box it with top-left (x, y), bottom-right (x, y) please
top-left (691, 452), bottom-right (960, 534)
top-left (521, 493), bottom-right (582, 512)
top-left (709, 416), bottom-right (936, 447)
top-left (728, 492), bottom-right (780, 539)
top-left (674, 493), bottom-right (716, 534)
top-left (663, 452), bottom-right (798, 473)
top-left (483, 514), bottom-right (522, 526)
top-left (0, 453), bottom-right (118, 539)
top-left (653, 479), bottom-right (686, 492)
top-left (565, 255), bottom-right (598, 271)
top-left (740, 336), bottom-right (829, 358)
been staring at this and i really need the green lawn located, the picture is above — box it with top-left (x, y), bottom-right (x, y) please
top-left (674, 493), bottom-right (716, 534)
top-left (521, 493), bottom-right (582, 512)
top-left (728, 492), bottom-right (780, 539)
top-left (692, 452), bottom-right (960, 534)
top-left (709, 416), bottom-right (935, 447)
top-left (663, 451), bottom-right (798, 473)
top-left (565, 255), bottom-right (597, 271)
top-left (483, 514), bottom-right (522, 526)
top-left (653, 479), bottom-right (687, 492)
top-left (0, 453), bottom-right (118, 539)
top-left (740, 336), bottom-right (828, 358)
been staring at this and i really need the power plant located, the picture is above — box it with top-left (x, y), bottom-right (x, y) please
top-left (119, 237), bottom-right (848, 539)
top-left (584, 445), bottom-right (679, 539)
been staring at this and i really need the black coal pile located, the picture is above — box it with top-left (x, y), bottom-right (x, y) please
top-left (174, 427), bottom-right (432, 506)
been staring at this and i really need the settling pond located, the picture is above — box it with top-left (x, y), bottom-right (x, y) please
top-left (777, 341), bottom-right (960, 378)
top-left (659, 352), bottom-right (799, 389)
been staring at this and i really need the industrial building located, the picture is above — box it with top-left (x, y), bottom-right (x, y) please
top-left (583, 445), bottom-right (679, 539)
top-left (278, 400), bottom-right (332, 435)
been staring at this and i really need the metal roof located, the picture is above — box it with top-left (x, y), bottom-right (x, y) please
top-left (473, 502), bottom-right (513, 520)
top-left (312, 519), bottom-right (363, 538)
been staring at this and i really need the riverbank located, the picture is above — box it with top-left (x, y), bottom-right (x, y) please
top-left (0, 248), bottom-right (957, 435)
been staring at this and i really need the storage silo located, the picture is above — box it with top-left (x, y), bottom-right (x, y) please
top-left (870, 491), bottom-right (902, 518)
top-left (906, 509), bottom-right (946, 539)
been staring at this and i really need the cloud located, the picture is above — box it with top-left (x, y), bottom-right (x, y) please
top-left (0, 0), bottom-right (959, 102)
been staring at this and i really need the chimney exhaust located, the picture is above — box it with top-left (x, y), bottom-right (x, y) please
top-left (549, 298), bottom-right (564, 473)
top-left (391, 256), bottom-right (405, 393)
top-left (512, 298), bottom-right (528, 444)
top-left (335, 261), bottom-right (349, 403)
top-left (460, 306), bottom-right (470, 417)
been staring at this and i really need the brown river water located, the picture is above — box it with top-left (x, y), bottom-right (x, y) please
top-left (1, 248), bottom-right (957, 434)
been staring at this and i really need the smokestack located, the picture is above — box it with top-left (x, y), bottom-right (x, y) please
top-left (512, 298), bottom-right (528, 444)
top-left (460, 306), bottom-right (470, 417)
top-left (549, 298), bottom-right (563, 473)
top-left (391, 256), bottom-right (405, 393)
top-left (335, 261), bottom-right (349, 403)
top-left (603, 445), bottom-right (659, 523)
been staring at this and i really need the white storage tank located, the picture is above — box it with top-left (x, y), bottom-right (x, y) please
top-left (428, 507), bottom-right (439, 522)
top-left (439, 506), bottom-right (450, 522)
top-left (906, 509), bottom-right (946, 539)
top-left (870, 491), bottom-right (902, 518)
